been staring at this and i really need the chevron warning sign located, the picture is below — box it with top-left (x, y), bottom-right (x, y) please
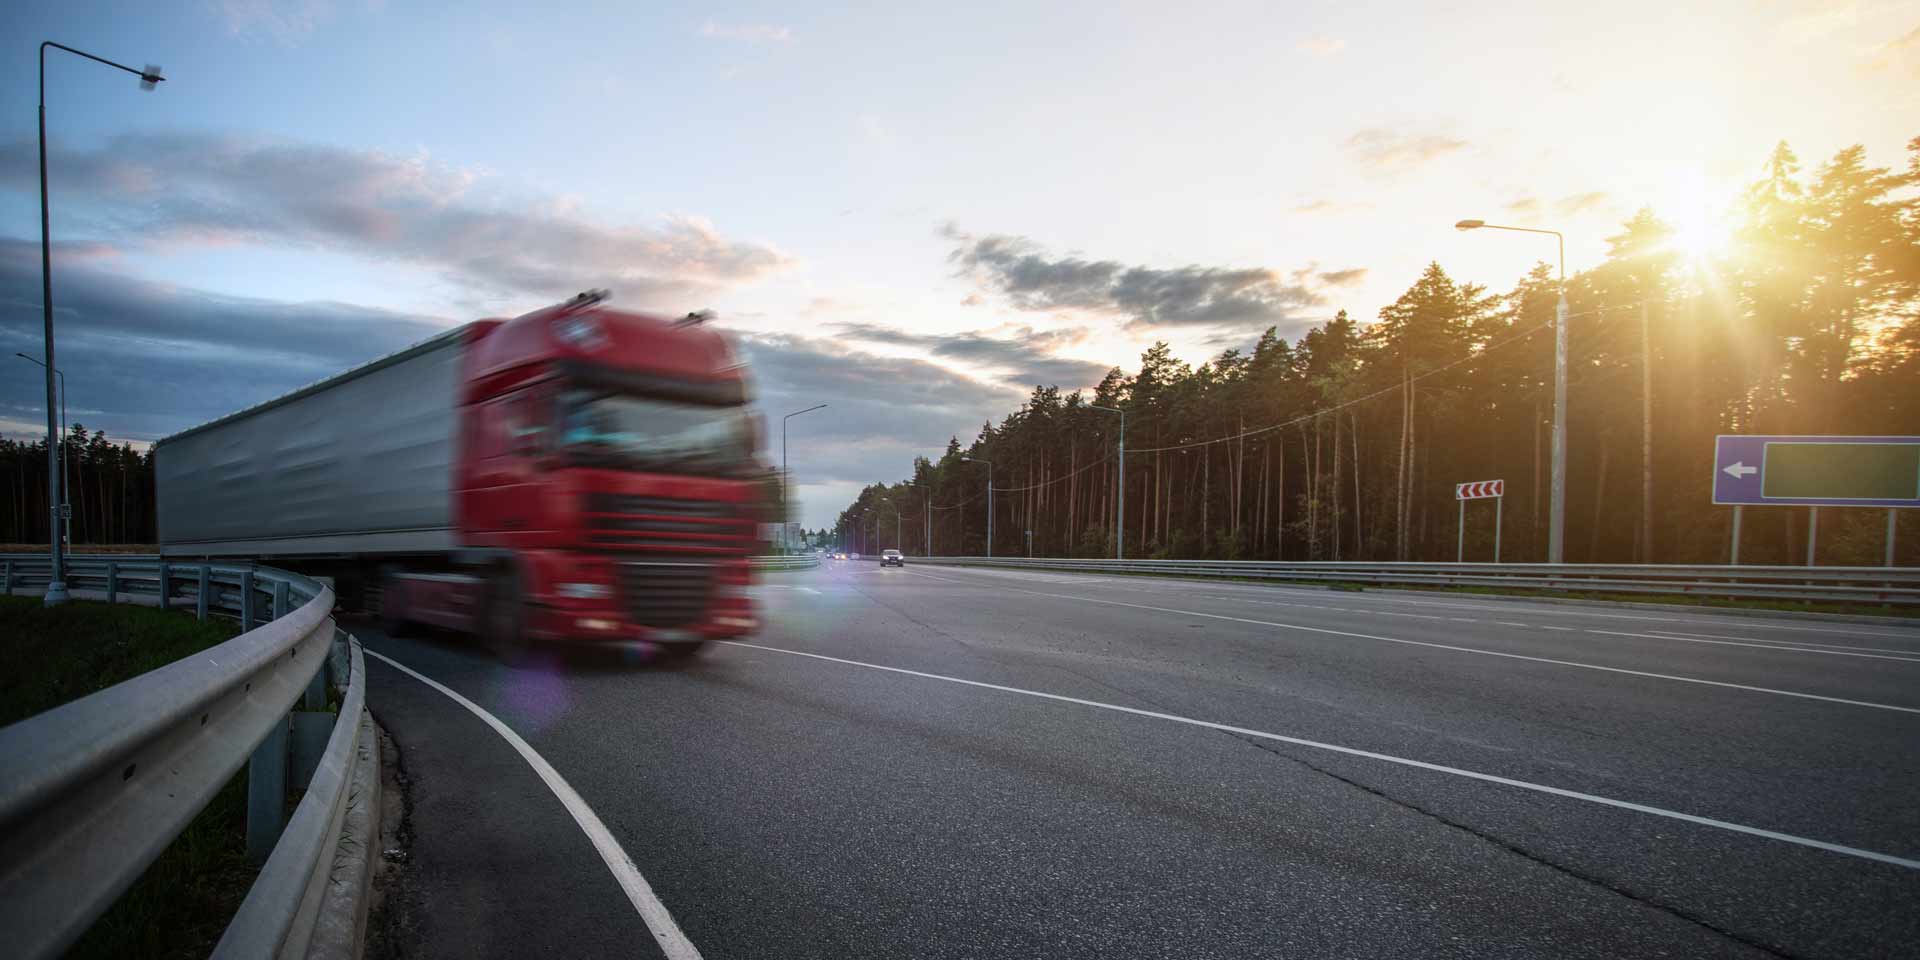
top-left (1455, 479), bottom-right (1504, 500)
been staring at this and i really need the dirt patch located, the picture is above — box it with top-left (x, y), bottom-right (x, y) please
top-left (363, 716), bottom-right (421, 959)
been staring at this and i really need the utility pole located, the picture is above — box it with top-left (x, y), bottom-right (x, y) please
top-left (780, 403), bottom-right (827, 554)
top-left (962, 457), bottom-right (993, 557)
top-left (1456, 218), bottom-right (1568, 563)
top-left (1640, 300), bottom-right (1653, 562)
top-left (915, 482), bottom-right (931, 556)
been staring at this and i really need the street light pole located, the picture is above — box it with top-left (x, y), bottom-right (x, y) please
top-left (911, 482), bottom-right (930, 556)
top-left (1090, 404), bottom-right (1124, 559)
top-left (15, 354), bottom-right (67, 549)
top-left (961, 457), bottom-right (993, 558)
top-left (1456, 218), bottom-right (1567, 563)
top-left (876, 497), bottom-right (897, 550)
top-left (781, 403), bottom-right (827, 553)
top-left (35, 43), bottom-right (164, 605)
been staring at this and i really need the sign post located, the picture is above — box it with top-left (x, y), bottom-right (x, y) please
top-left (1713, 435), bottom-right (1920, 566)
top-left (1454, 479), bottom-right (1505, 562)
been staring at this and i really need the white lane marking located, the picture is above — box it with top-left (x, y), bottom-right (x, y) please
top-left (1643, 630), bottom-right (1918, 657)
top-left (716, 640), bottom-right (1920, 871)
top-left (1586, 630), bottom-right (1920, 664)
top-left (365, 650), bottom-right (703, 960)
top-left (1260, 593), bottom-right (1920, 640)
top-left (1054, 570), bottom-right (1920, 640)
top-left (901, 570), bottom-right (1920, 715)
top-left (1205, 591), bottom-right (1912, 660)
top-left (797, 586), bottom-right (822, 595)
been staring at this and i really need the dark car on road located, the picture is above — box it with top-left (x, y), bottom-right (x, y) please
top-left (881, 549), bottom-right (904, 567)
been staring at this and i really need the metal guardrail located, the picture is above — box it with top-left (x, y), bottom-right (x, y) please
top-left (0, 553), bottom-right (378, 959)
top-left (911, 557), bottom-right (1920, 606)
top-left (751, 553), bottom-right (821, 570)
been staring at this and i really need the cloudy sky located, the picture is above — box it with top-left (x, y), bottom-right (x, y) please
top-left (1, 1), bottom-right (1914, 527)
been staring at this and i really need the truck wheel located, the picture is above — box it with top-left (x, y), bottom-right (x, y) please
top-left (657, 641), bottom-right (707, 661)
top-left (380, 576), bottom-right (414, 637)
top-left (483, 565), bottom-right (528, 663)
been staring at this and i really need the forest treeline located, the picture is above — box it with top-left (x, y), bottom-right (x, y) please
top-left (1, 426), bottom-right (155, 546)
top-left (836, 137), bottom-right (1920, 565)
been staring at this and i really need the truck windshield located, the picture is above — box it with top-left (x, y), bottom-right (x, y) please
top-left (559, 389), bottom-right (752, 476)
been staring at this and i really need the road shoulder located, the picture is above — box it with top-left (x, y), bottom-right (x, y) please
top-left (363, 652), bottom-right (667, 960)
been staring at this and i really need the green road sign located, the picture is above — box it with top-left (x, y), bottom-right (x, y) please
top-left (1762, 443), bottom-right (1920, 501)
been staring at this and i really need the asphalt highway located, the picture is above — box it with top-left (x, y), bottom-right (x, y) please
top-left (360, 561), bottom-right (1920, 959)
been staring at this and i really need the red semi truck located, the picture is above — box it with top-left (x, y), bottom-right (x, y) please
top-left (155, 291), bottom-right (762, 656)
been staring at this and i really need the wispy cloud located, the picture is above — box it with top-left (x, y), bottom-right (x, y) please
top-left (1775, 0), bottom-right (1866, 41)
top-left (734, 330), bottom-right (1018, 484)
top-left (1295, 36), bottom-right (1346, 56)
top-left (1555, 191), bottom-right (1610, 215)
top-left (0, 133), bottom-right (794, 311)
top-left (943, 225), bottom-right (1334, 337)
top-left (1343, 128), bottom-right (1469, 174)
top-left (1316, 267), bottom-right (1368, 287)
top-left (832, 322), bottom-right (1108, 389)
top-left (1863, 23), bottom-right (1920, 74)
top-left (1501, 192), bottom-right (1606, 219)
top-left (698, 20), bottom-right (794, 43)
top-left (217, 0), bottom-right (335, 41)
top-left (1291, 198), bottom-right (1373, 217)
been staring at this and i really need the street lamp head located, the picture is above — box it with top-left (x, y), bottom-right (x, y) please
top-left (1454, 219), bottom-right (1485, 231)
top-left (139, 65), bottom-right (164, 90)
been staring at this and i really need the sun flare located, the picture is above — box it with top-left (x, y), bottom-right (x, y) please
top-left (1657, 172), bottom-right (1731, 265)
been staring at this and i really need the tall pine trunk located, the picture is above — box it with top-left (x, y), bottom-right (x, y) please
top-left (1332, 412), bottom-right (1344, 561)
top-left (1397, 368), bottom-right (1411, 561)
top-left (1350, 412), bottom-right (1363, 560)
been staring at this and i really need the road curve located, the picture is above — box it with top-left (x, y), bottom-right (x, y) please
top-left (361, 561), bottom-right (1920, 959)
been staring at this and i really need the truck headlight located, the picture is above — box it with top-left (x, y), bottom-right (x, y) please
top-left (557, 582), bottom-right (612, 600)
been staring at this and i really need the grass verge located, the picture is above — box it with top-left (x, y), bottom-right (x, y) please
top-left (1, 596), bottom-right (256, 958)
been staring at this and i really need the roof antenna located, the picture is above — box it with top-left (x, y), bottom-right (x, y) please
top-left (569, 289), bottom-right (610, 306)
top-left (676, 309), bottom-right (716, 327)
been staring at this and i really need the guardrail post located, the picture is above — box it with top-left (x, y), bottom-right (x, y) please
top-left (240, 571), bottom-right (255, 630)
top-left (4, 558), bottom-right (12, 595)
top-left (106, 562), bottom-right (118, 604)
top-left (157, 561), bottom-right (170, 611)
top-left (246, 716), bottom-right (288, 864)
top-left (196, 566), bottom-right (210, 621)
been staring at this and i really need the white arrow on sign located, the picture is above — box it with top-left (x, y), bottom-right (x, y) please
top-left (1723, 462), bottom-right (1758, 479)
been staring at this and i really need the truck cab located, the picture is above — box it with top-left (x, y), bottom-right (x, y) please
top-left (402, 293), bottom-right (762, 655)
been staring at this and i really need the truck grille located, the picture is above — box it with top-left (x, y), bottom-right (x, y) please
top-left (617, 561), bottom-right (714, 628)
top-left (584, 494), bottom-right (748, 554)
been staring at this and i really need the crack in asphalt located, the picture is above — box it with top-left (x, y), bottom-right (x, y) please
top-left (817, 566), bottom-right (1839, 956)
top-left (365, 713), bottom-right (421, 960)
top-left (826, 567), bottom-right (988, 658)
top-left (1232, 736), bottom-right (1798, 959)
top-left (1025, 664), bottom-right (1798, 959)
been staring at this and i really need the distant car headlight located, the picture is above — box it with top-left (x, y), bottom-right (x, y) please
top-left (557, 582), bottom-right (612, 600)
